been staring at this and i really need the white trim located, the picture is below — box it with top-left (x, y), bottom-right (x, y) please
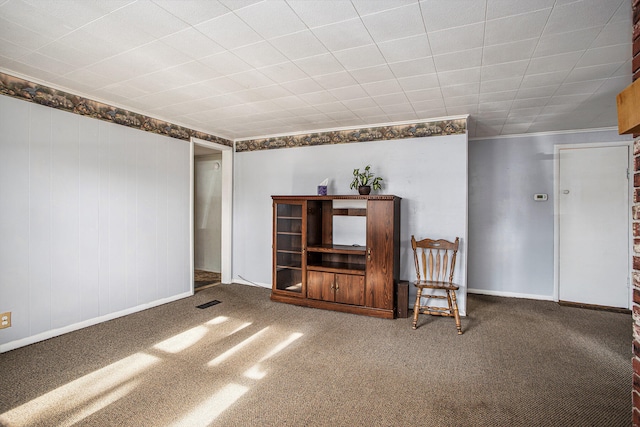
top-left (467, 288), bottom-right (555, 301)
top-left (234, 115), bottom-right (469, 142)
top-left (233, 276), bottom-right (270, 289)
top-left (469, 127), bottom-right (624, 142)
top-left (0, 292), bottom-right (191, 353)
top-left (553, 141), bottom-right (633, 308)
top-left (190, 138), bottom-right (234, 285)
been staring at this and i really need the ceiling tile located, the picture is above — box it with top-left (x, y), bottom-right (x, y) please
top-left (420, 0), bottom-right (486, 32)
top-left (485, 0), bottom-right (555, 20)
top-left (333, 44), bottom-right (387, 70)
top-left (374, 92), bottom-right (410, 107)
top-left (484, 9), bottom-right (550, 45)
top-left (235, 0), bottom-right (306, 39)
top-left (0, 15), bottom-right (53, 50)
top-left (480, 76), bottom-right (522, 93)
top-left (526, 51), bottom-right (583, 75)
top-left (313, 71), bottom-right (358, 90)
top-left (480, 60), bottom-right (529, 81)
top-left (441, 82), bottom-right (480, 98)
top-left (444, 95), bottom-right (479, 107)
top-left (152, 0), bottom-right (229, 25)
top-left (479, 90), bottom-right (517, 103)
top-left (342, 97), bottom-right (378, 110)
top-left (554, 79), bottom-right (605, 97)
top-left (269, 30), bottom-right (328, 61)
top-left (437, 67), bottom-right (480, 87)
top-left (565, 63), bottom-right (624, 83)
top-left (389, 57), bottom-right (436, 78)
top-left (433, 48), bottom-right (482, 72)
top-left (280, 78), bottom-right (324, 95)
top-left (195, 12), bottom-right (262, 50)
top-left (349, 65), bottom-right (396, 84)
top-left (533, 26), bottom-right (602, 58)
top-left (482, 39), bottom-right (538, 66)
top-left (576, 44), bottom-right (632, 68)
top-left (259, 62), bottom-right (308, 83)
top-left (360, 3), bottom-right (426, 43)
top-left (543, 0), bottom-right (622, 35)
top-left (377, 34), bottom-right (431, 64)
top-left (311, 18), bottom-right (374, 51)
top-left (232, 41), bottom-right (288, 68)
top-left (160, 28), bottom-right (225, 60)
top-left (298, 91), bottom-right (339, 105)
top-left (199, 51), bottom-right (253, 75)
top-left (361, 79), bottom-right (403, 96)
top-left (428, 22), bottom-right (484, 56)
top-left (294, 54), bottom-right (345, 77)
top-left (0, 0), bottom-right (74, 40)
top-left (352, 0), bottom-right (416, 16)
top-left (515, 85), bottom-right (558, 99)
top-left (406, 88), bottom-right (443, 102)
top-left (286, 0), bottom-right (358, 28)
top-left (328, 84), bottom-right (369, 101)
top-left (115, 0), bottom-right (190, 39)
top-left (520, 71), bottom-right (568, 89)
top-left (397, 73), bottom-right (440, 91)
top-left (228, 70), bottom-right (275, 90)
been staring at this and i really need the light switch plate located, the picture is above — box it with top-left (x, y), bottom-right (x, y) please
top-left (534, 193), bottom-right (548, 201)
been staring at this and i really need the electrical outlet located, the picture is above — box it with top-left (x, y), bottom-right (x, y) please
top-left (0, 312), bottom-right (11, 329)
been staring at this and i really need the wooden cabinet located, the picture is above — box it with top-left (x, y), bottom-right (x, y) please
top-left (271, 195), bottom-right (400, 319)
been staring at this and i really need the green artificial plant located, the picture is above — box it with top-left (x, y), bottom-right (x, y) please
top-left (349, 164), bottom-right (383, 191)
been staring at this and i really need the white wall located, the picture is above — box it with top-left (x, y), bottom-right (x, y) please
top-left (194, 154), bottom-right (222, 272)
top-left (0, 95), bottom-right (191, 352)
top-left (468, 128), bottom-right (632, 300)
top-left (233, 134), bottom-right (468, 314)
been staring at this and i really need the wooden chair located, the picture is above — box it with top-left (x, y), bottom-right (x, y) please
top-left (411, 236), bottom-right (462, 334)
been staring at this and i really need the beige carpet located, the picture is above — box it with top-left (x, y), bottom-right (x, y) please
top-left (0, 284), bottom-right (632, 426)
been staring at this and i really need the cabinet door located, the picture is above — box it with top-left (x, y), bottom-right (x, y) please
top-left (365, 200), bottom-right (395, 309)
top-left (273, 201), bottom-right (304, 295)
top-left (335, 273), bottom-right (365, 306)
top-left (307, 271), bottom-right (334, 302)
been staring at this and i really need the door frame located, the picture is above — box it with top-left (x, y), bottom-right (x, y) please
top-left (553, 142), bottom-right (632, 307)
top-left (190, 137), bottom-right (234, 291)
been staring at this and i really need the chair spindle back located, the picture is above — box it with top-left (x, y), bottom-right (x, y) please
top-left (411, 236), bottom-right (459, 284)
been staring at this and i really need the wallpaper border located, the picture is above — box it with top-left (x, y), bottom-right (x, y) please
top-left (0, 72), bottom-right (233, 148)
top-left (235, 118), bottom-right (467, 152)
top-left (0, 72), bottom-right (466, 152)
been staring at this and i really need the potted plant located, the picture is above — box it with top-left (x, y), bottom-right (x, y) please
top-left (349, 165), bottom-right (383, 195)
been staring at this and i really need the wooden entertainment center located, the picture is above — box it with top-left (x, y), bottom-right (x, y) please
top-left (271, 195), bottom-right (401, 319)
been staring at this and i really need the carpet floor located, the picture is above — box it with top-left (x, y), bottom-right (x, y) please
top-left (0, 283), bottom-right (632, 426)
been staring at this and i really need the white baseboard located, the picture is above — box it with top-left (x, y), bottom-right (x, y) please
top-left (0, 291), bottom-right (192, 353)
top-left (467, 288), bottom-right (555, 301)
top-left (232, 276), bottom-right (271, 289)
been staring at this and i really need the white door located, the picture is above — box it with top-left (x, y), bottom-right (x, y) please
top-left (558, 145), bottom-right (629, 308)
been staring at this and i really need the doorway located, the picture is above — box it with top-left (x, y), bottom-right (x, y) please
top-left (555, 144), bottom-right (630, 308)
top-left (190, 138), bottom-right (233, 293)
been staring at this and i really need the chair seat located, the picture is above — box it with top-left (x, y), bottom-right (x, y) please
top-left (413, 280), bottom-right (459, 291)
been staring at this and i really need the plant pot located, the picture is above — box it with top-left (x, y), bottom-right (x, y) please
top-left (358, 185), bottom-right (371, 195)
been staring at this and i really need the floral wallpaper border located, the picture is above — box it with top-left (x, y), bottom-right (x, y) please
top-left (235, 118), bottom-right (467, 152)
top-left (0, 72), bottom-right (233, 148)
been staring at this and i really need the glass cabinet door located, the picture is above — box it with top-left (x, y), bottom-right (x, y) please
top-left (273, 201), bottom-right (304, 294)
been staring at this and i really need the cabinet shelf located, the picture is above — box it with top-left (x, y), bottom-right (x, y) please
top-left (307, 262), bottom-right (365, 275)
top-left (276, 264), bottom-right (302, 270)
top-left (307, 244), bottom-right (366, 255)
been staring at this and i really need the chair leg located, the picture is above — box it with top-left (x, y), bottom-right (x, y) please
top-left (412, 288), bottom-right (422, 329)
top-left (450, 290), bottom-right (462, 335)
